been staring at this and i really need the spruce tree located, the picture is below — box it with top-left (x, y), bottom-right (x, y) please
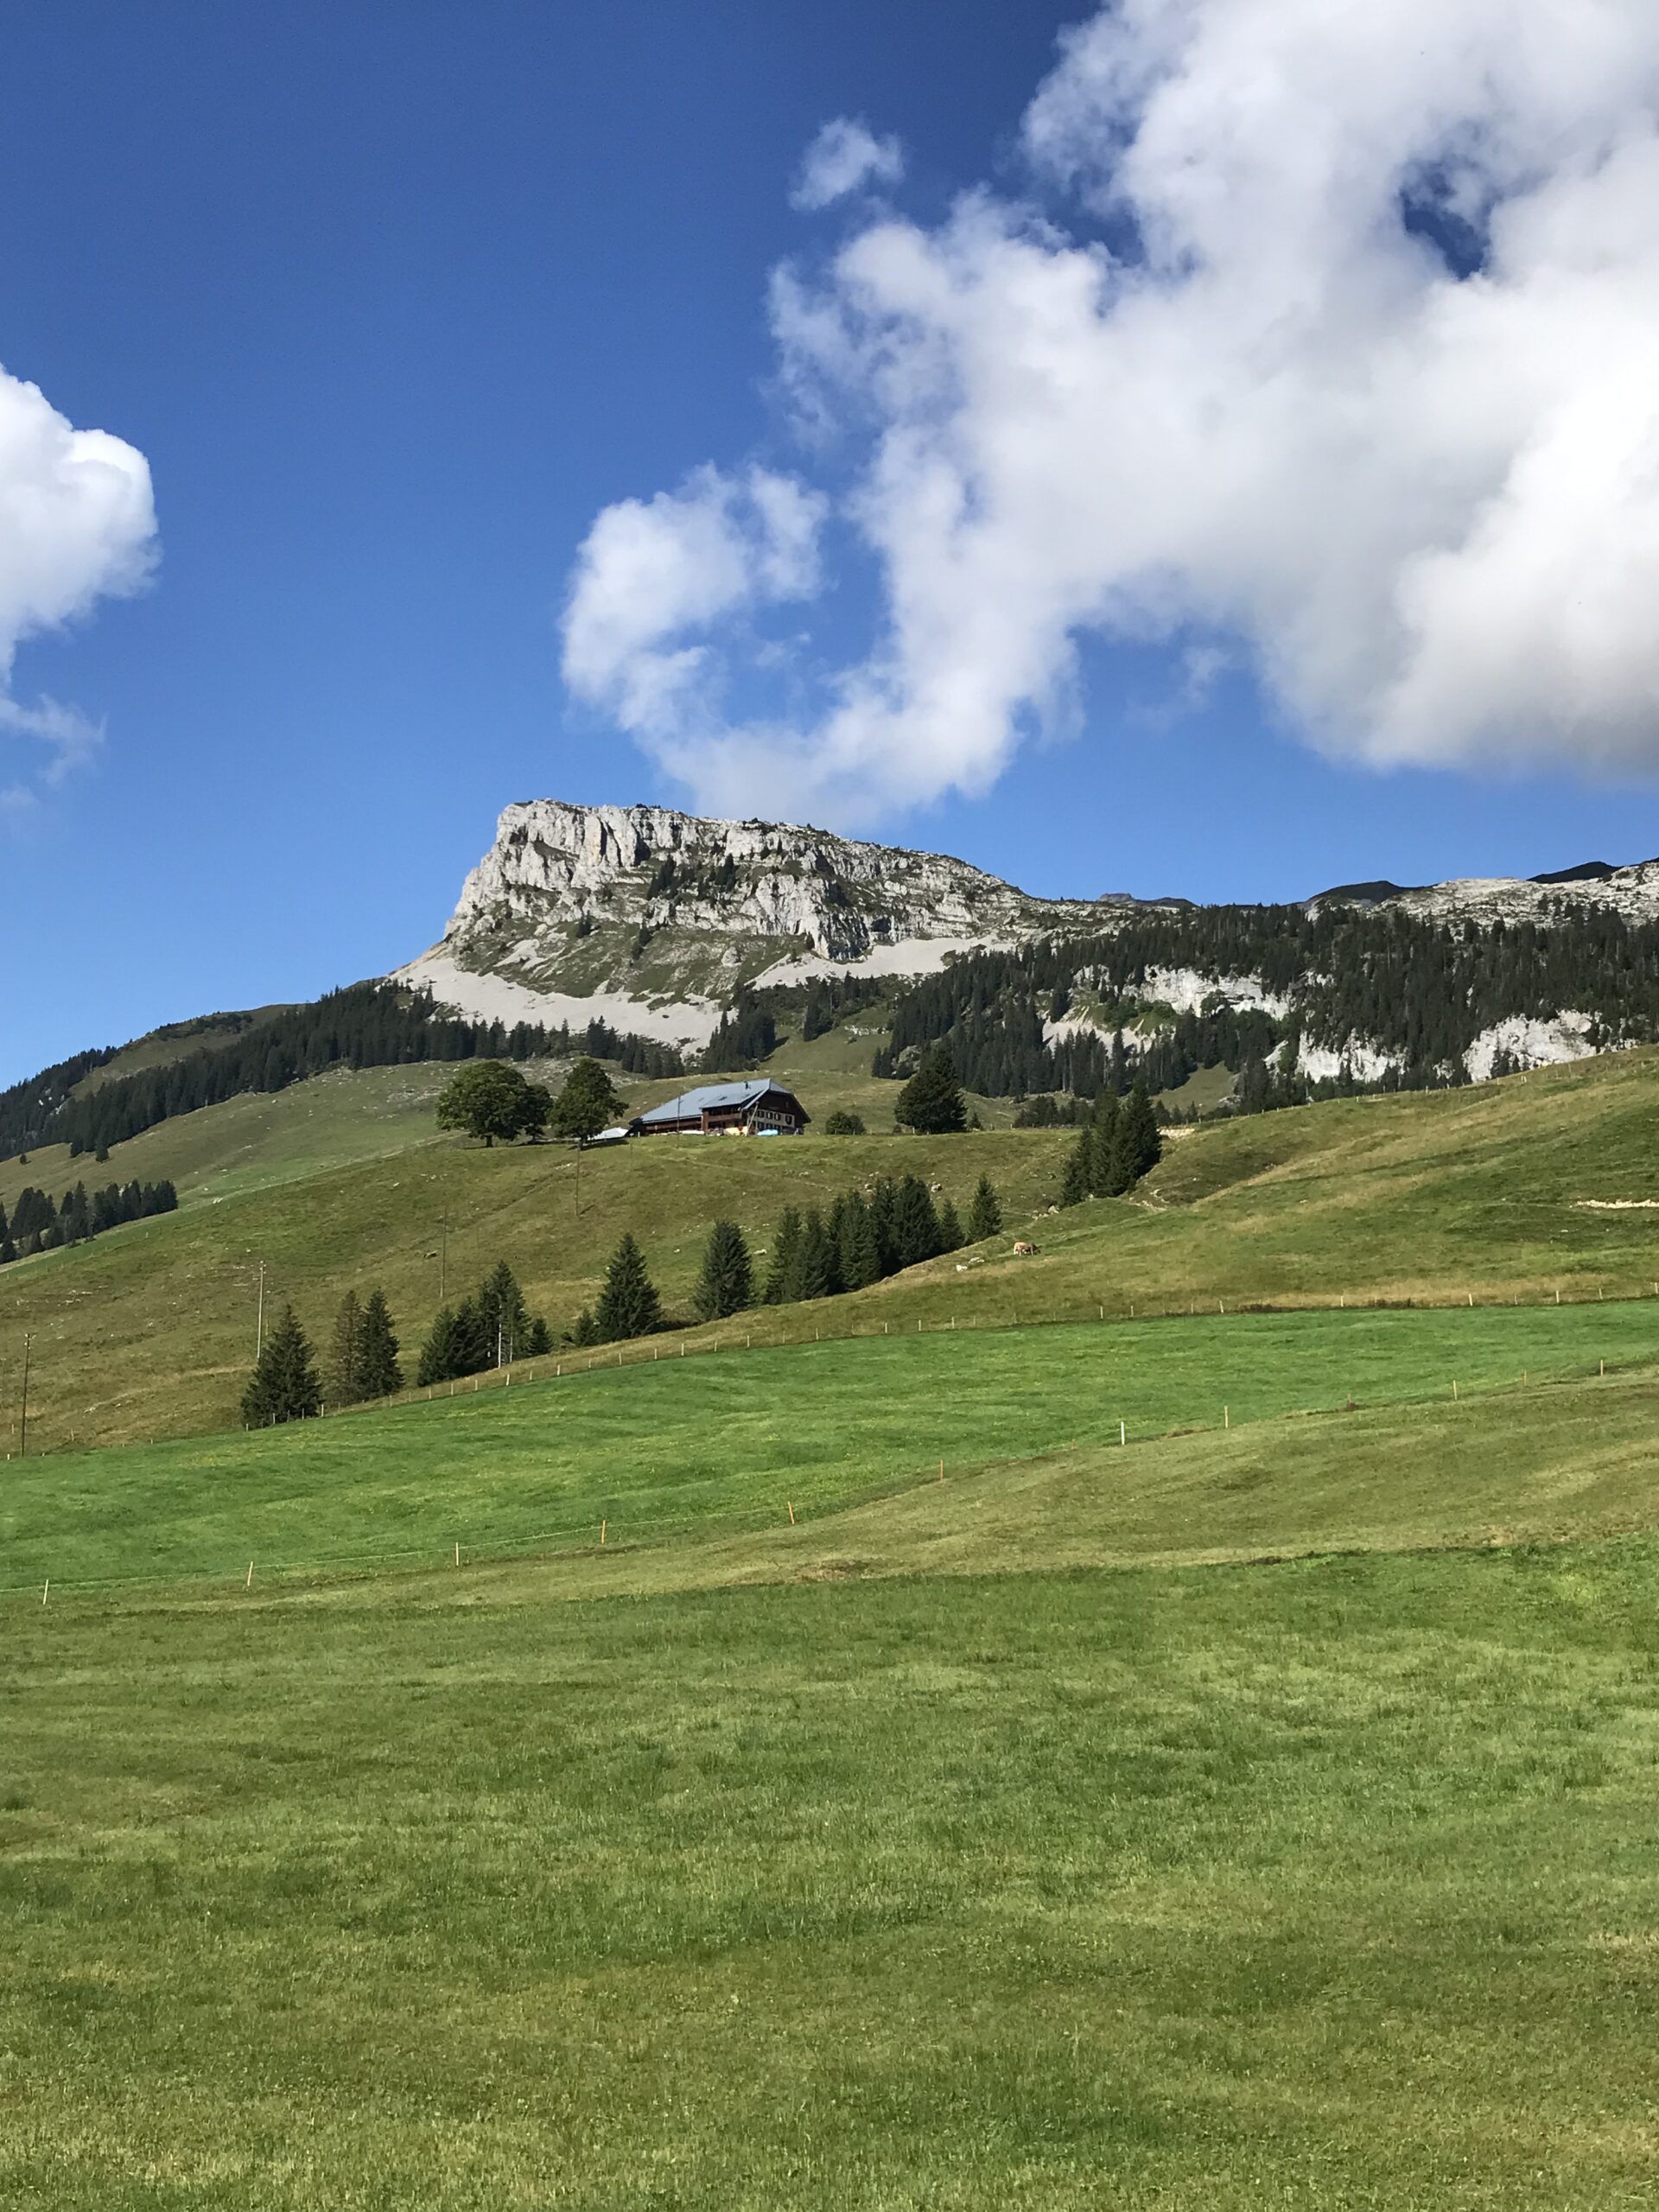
top-left (793, 1209), bottom-right (837, 1300)
top-left (240, 1304), bottom-right (321, 1427)
top-left (894, 1045), bottom-right (967, 1135)
top-left (595, 1232), bottom-right (662, 1341)
top-left (1116, 1083), bottom-right (1163, 1187)
top-left (524, 1316), bottom-right (553, 1356)
top-left (891, 1176), bottom-right (943, 1268)
top-left (0, 1202), bottom-right (13, 1266)
top-left (1088, 1091), bottom-right (1122, 1196)
top-left (937, 1196), bottom-right (964, 1253)
top-left (966, 1175), bottom-right (1002, 1241)
top-left (763, 1206), bottom-right (803, 1304)
top-left (569, 1307), bottom-right (601, 1348)
top-left (416, 1306), bottom-right (463, 1386)
top-left (359, 1289), bottom-right (403, 1397)
top-left (836, 1191), bottom-right (881, 1289)
top-left (694, 1219), bottom-right (753, 1320)
top-left (868, 1177), bottom-right (899, 1276)
top-left (478, 1261), bottom-right (532, 1363)
top-left (1061, 1134), bottom-right (1092, 1207)
top-left (328, 1289), bottom-right (366, 1406)
top-left (450, 1294), bottom-right (490, 1376)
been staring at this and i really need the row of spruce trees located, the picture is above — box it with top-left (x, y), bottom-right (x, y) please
top-left (0, 1178), bottom-right (177, 1264)
top-left (241, 1287), bottom-right (404, 1426)
top-left (562, 1173), bottom-right (1007, 1346)
top-left (240, 1259), bottom-right (560, 1424)
top-left (237, 1068), bottom-right (1166, 1422)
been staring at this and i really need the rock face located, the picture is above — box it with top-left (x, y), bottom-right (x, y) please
top-left (395, 798), bottom-right (1659, 1064)
top-left (396, 799), bottom-right (1113, 1044)
top-left (442, 799), bottom-right (1103, 957)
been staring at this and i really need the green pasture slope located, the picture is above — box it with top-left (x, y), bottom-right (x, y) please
top-left (8, 1040), bottom-right (1659, 1456)
top-left (0, 1067), bottom-right (1067, 1452)
top-left (5, 1298), bottom-right (1658, 1592)
top-left (3, 1040), bottom-right (1659, 2202)
top-left (3, 1367), bottom-right (1657, 2206)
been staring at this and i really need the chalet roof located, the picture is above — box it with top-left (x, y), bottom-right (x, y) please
top-left (633, 1078), bottom-right (798, 1128)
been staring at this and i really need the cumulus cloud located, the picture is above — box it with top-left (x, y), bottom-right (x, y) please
top-left (791, 118), bottom-right (905, 212)
top-left (567, 0), bottom-right (1659, 823)
top-left (563, 464), bottom-right (824, 744)
top-left (0, 364), bottom-right (155, 808)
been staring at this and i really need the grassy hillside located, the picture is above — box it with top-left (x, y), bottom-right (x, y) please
top-left (0, 1064), bottom-right (1068, 1451)
top-left (8, 1046), bottom-right (1659, 2206)
top-left (4, 1301), bottom-right (1654, 1593)
top-left (4, 1513), bottom-right (1656, 2206)
top-left (7, 1039), bottom-right (1659, 1454)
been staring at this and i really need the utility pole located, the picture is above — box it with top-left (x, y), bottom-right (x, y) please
top-left (256, 1261), bottom-right (266, 1360)
top-left (18, 1332), bottom-right (31, 1459)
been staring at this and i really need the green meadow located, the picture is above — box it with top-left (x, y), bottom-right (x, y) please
top-left (4, 1298), bottom-right (1655, 1592)
top-left (3, 1052), bottom-right (1659, 2205)
top-left (3, 1508), bottom-right (1656, 2207)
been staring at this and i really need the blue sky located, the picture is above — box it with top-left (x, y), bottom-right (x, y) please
top-left (4, 1), bottom-right (1658, 1088)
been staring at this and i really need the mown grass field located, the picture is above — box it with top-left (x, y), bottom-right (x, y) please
top-left (3, 1298), bottom-right (1656, 1592)
top-left (5, 1071), bottom-right (1659, 2202)
top-left (3, 1501), bottom-right (1656, 2206)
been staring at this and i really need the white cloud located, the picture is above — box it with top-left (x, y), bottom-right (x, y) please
top-left (562, 463), bottom-right (823, 741)
top-left (791, 118), bottom-right (905, 213)
top-left (0, 363), bottom-right (155, 808)
top-left (568, 1), bottom-right (1659, 823)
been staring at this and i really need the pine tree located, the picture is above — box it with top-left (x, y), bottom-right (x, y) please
top-left (478, 1261), bottom-right (532, 1364)
top-left (1061, 1134), bottom-right (1092, 1207)
top-left (793, 1209), bottom-right (837, 1300)
top-left (241, 1304), bottom-right (321, 1426)
top-left (937, 1196), bottom-right (964, 1253)
top-left (894, 1045), bottom-right (967, 1134)
top-left (595, 1232), bottom-right (662, 1341)
top-left (763, 1206), bottom-right (802, 1303)
top-left (695, 1219), bottom-right (753, 1320)
top-left (835, 1192), bottom-right (881, 1289)
top-left (966, 1175), bottom-right (1002, 1241)
top-left (450, 1294), bottom-right (490, 1376)
top-left (568, 1307), bottom-right (601, 1348)
top-left (358, 1289), bottom-right (403, 1397)
top-left (868, 1177), bottom-right (899, 1276)
top-left (891, 1176), bottom-right (943, 1268)
top-left (0, 1202), bottom-right (13, 1266)
top-left (524, 1316), bottom-right (553, 1356)
top-left (328, 1289), bottom-right (366, 1406)
top-left (1088, 1091), bottom-right (1122, 1196)
top-left (416, 1306), bottom-right (464, 1386)
top-left (1116, 1083), bottom-right (1163, 1188)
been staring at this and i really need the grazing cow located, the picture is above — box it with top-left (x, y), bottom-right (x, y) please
top-left (1012, 1240), bottom-right (1039, 1256)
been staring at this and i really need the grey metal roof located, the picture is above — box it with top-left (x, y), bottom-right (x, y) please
top-left (634, 1078), bottom-right (786, 1126)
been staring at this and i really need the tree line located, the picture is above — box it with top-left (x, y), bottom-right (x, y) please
top-left (874, 896), bottom-right (1659, 1106)
top-left (1, 1178), bottom-right (178, 1263)
top-left (562, 1171), bottom-right (1008, 1347)
top-left (1, 983), bottom-right (683, 1161)
top-left (239, 1260), bottom-right (556, 1423)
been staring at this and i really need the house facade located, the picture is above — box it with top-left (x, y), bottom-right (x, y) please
top-left (631, 1078), bottom-right (810, 1138)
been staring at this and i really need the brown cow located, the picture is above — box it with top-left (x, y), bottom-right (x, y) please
top-left (1012, 1240), bottom-right (1039, 1256)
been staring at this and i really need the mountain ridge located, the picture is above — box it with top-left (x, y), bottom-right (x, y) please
top-left (395, 798), bottom-right (1659, 1055)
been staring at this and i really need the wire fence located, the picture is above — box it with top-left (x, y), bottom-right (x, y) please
top-left (3, 1325), bottom-right (1652, 1612)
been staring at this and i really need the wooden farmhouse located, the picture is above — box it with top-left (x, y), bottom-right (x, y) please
top-left (631, 1077), bottom-right (810, 1138)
